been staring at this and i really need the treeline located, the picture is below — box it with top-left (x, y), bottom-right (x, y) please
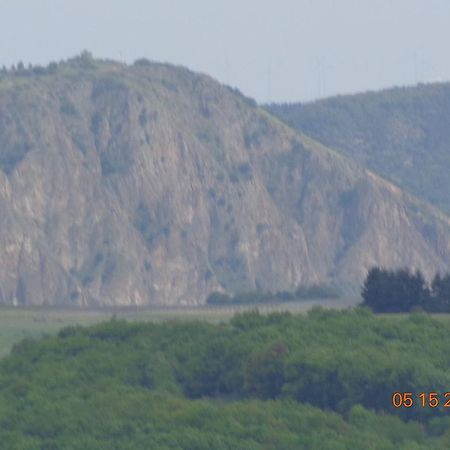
top-left (0, 61), bottom-right (58, 77)
top-left (206, 283), bottom-right (340, 305)
top-left (1, 310), bottom-right (450, 447)
top-left (362, 267), bottom-right (450, 312)
top-left (0, 51), bottom-right (96, 79)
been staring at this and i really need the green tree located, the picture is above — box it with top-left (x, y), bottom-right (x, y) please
top-left (429, 273), bottom-right (450, 312)
top-left (361, 267), bottom-right (430, 312)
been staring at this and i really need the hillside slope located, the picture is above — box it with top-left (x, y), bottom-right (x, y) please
top-left (0, 56), bottom-right (450, 306)
top-left (267, 83), bottom-right (450, 215)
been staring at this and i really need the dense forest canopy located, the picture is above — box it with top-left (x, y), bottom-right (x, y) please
top-left (1, 310), bottom-right (450, 448)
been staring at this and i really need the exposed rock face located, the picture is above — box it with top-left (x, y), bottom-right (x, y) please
top-left (0, 57), bottom-right (449, 306)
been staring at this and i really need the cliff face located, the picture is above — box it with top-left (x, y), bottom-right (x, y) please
top-left (0, 57), bottom-right (449, 306)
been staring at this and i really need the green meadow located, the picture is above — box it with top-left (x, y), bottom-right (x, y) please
top-left (0, 298), bottom-right (355, 358)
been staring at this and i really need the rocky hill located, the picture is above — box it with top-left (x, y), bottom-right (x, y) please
top-left (1, 55), bottom-right (450, 306)
top-left (267, 83), bottom-right (450, 215)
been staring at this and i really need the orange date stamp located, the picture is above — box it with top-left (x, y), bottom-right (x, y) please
top-left (392, 392), bottom-right (450, 408)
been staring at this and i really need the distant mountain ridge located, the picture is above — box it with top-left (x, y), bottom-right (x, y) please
top-left (267, 82), bottom-right (450, 215)
top-left (0, 56), bottom-right (450, 306)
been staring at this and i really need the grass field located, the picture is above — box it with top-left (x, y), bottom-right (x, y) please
top-left (0, 297), bottom-right (357, 358)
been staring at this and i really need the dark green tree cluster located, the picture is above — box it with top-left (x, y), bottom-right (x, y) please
top-left (430, 273), bottom-right (450, 312)
top-left (362, 267), bottom-right (450, 313)
top-left (0, 310), bottom-right (450, 447)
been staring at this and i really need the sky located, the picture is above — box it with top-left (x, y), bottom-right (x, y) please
top-left (1, 0), bottom-right (450, 103)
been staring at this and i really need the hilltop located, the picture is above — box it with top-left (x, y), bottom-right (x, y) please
top-left (0, 55), bottom-right (450, 306)
top-left (267, 82), bottom-right (450, 215)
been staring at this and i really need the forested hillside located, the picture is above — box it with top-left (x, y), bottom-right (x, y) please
top-left (1, 310), bottom-right (450, 448)
top-left (267, 83), bottom-right (450, 215)
top-left (1, 56), bottom-right (450, 305)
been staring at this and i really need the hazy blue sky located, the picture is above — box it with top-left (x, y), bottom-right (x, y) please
top-left (1, 0), bottom-right (450, 102)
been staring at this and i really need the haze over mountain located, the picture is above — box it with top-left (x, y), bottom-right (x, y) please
top-left (1, 55), bottom-right (450, 306)
top-left (268, 83), bottom-right (450, 215)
